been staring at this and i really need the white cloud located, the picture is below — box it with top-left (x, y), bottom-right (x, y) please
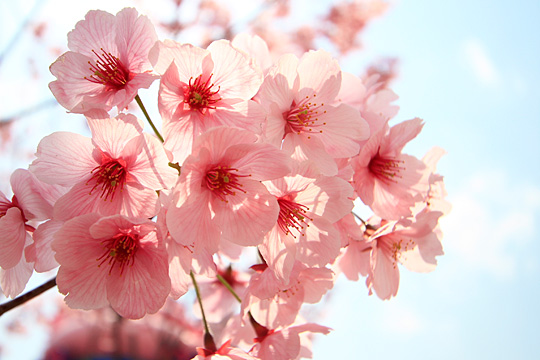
top-left (441, 169), bottom-right (540, 280)
top-left (462, 38), bottom-right (501, 87)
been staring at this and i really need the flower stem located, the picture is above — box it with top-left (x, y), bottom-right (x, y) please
top-left (0, 277), bottom-right (57, 317)
top-left (352, 211), bottom-right (367, 225)
top-left (135, 94), bottom-right (164, 143)
top-left (190, 270), bottom-right (217, 352)
top-left (216, 273), bottom-right (242, 303)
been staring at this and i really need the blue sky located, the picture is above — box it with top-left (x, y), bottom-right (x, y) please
top-left (313, 1), bottom-right (540, 359)
top-left (0, 1), bottom-right (539, 359)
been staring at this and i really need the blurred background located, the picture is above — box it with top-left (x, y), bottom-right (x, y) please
top-left (0, 0), bottom-right (539, 359)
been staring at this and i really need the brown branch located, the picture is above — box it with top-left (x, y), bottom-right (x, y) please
top-left (0, 277), bottom-right (56, 317)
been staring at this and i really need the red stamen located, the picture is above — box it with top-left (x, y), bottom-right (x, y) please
top-left (205, 165), bottom-right (249, 202)
top-left (185, 74), bottom-right (221, 113)
top-left (283, 94), bottom-right (326, 138)
top-left (277, 196), bottom-right (312, 238)
top-left (88, 157), bottom-right (127, 201)
top-left (97, 233), bottom-right (139, 275)
top-left (368, 151), bottom-right (405, 184)
top-left (84, 48), bottom-right (130, 89)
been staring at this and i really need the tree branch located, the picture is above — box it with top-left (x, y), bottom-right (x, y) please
top-left (0, 277), bottom-right (56, 317)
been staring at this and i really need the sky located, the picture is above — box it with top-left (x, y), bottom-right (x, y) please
top-left (0, 0), bottom-right (539, 359)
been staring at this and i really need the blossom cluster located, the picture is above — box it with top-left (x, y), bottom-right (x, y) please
top-left (0, 8), bottom-right (449, 360)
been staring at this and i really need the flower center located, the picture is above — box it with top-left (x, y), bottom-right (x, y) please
top-left (185, 74), bottom-right (221, 113)
top-left (283, 94), bottom-right (326, 138)
top-left (97, 233), bottom-right (139, 275)
top-left (368, 151), bottom-right (405, 184)
top-left (88, 157), bottom-right (127, 201)
top-left (204, 166), bottom-right (248, 202)
top-left (84, 49), bottom-right (130, 89)
top-left (277, 196), bottom-right (312, 238)
top-left (379, 237), bottom-right (416, 269)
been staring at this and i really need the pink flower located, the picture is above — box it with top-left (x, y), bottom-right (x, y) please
top-left (365, 212), bottom-right (444, 300)
top-left (250, 322), bottom-right (331, 360)
top-left (149, 39), bottom-right (265, 163)
top-left (335, 72), bottom-right (399, 142)
top-left (0, 169), bottom-right (60, 297)
top-left (49, 8), bottom-right (158, 113)
top-left (166, 127), bottom-right (290, 256)
top-left (259, 161), bottom-right (353, 284)
top-left (334, 213), bottom-right (371, 281)
top-left (351, 118), bottom-right (430, 220)
top-left (29, 109), bottom-right (176, 221)
top-left (53, 213), bottom-right (170, 319)
top-left (243, 262), bottom-right (334, 329)
top-left (257, 50), bottom-right (369, 175)
top-left (194, 340), bottom-right (259, 360)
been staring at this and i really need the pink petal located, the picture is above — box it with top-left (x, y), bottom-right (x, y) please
top-left (295, 217), bottom-right (341, 268)
top-left (313, 103), bottom-right (369, 158)
top-left (10, 169), bottom-right (53, 221)
top-left (114, 8), bottom-right (157, 71)
top-left (86, 110), bottom-right (144, 158)
top-left (338, 239), bottom-right (372, 281)
top-left (207, 40), bottom-right (263, 100)
top-left (53, 213), bottom-right (109, 309)
top-left (232, 33), bottom-right (272, 71)
top-left (225, 143), bottom-right (291, 181)
top-left (259, 226), bottom-right (297, 285)
top-left (67, 10), bottom-right (117, 56)
top-left (369, 245), bottom-right (399, 300)
top-left (282, 134), bottom-right (338, 176)
top-left (209, 99), bottom-right (266, 135)
top-left (123, 134), bottom-right (177, 190)
top-left (0, 208), bottom-right (29, 269)
top-left (106, 239), bottom-right (170, 319)
top-left (167, 190), bottom-right (220, 255)
top-left (167, 239), bottom-right (192, 299)
top-left (29, 132), bottom-right (96, 186)
top-left (297, 50), bottom-right (341, 102)
top-left (0, 254), bottom-right (33, 298)
top-left (214, 180), bottom-right (279, 246)
top-left (49, 52), bottom-right (107, 112)
top-left (382, 117), bottom-right (424, 156)
top-left (29, 220), bottom-right (63, 272)
top-left (149, 40), bottom-right (209, 76)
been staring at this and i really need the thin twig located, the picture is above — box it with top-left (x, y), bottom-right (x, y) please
top-left (135, 94), bottom-right (164, 143)
top-left (216, 273), bottom-right (241, 303)
top-left (0, 277), bottom-right (57, 317)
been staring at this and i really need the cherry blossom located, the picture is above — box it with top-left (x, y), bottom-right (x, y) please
top-left (49, 8), bottom-right (158, 113)
top-left (166, 127), bottom-right (290, 256)
top-left (365, 212), bottom-right (444, 300)
top-left (351, 118), bottom-right (430, 220)
top-left (259, 161), bottom-right (353, 284)
top-left (29, 109), bottom-right (176, 221)
top-left (149, 39), bottom-right (265, 164)
top-left (257, 50), bottom-right (369, 175)
top-left (243, 262), bottom-right (334, 329)
top-left (0, 169), bottom-right (62, 297)
top-left (53, 213), bottom-right (170, 319)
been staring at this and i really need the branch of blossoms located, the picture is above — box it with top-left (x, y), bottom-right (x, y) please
top-left (0, 4), bottom-right (450, 359)
top-left (0, 277), bottom-right (56, 317)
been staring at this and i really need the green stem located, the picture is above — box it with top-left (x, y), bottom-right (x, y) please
top-left (190, 271), bottom-right (217, 352)
top-left (135, 94), bottom-right (164, 143)
top-left (352, 211), bottom-right (367, 225)
top-left (216, 273), bottom-right (242, 303)
top-left (190, 271), bottom-right (210, 334)
top-left (0, 277), bottom-right (57, 317)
